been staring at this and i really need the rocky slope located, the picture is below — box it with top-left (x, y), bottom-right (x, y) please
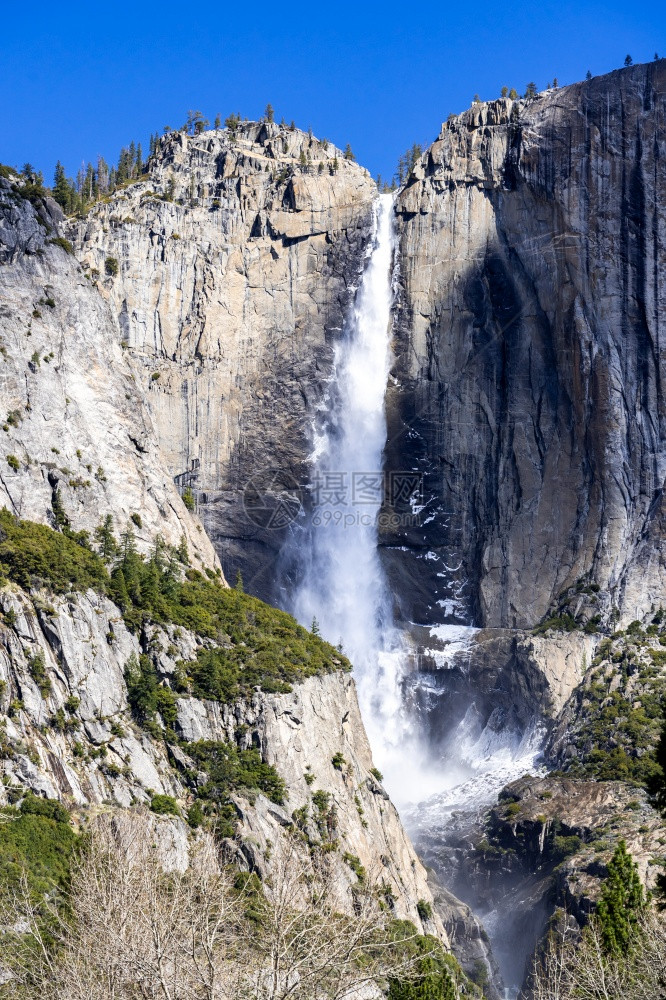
top-left (412, 774), bottom-right (663, 988)
top-left (0, 173), bottom-right (446, 941)
top-left (387, 60), bottom-right (666, 632)
top-left (67, 123), bottom-right (377, 600)
top-left (0, 582), bottom-right (441, 934)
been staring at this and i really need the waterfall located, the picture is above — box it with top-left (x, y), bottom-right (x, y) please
top-left (282, 192), bottom-right (544, 809)
top-left (286, 193), bottom-right (412, 789)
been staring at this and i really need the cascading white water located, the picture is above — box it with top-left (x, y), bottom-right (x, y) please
top-left (286, 192), bottom-right (544, 809)
top-left (288, 193), bottom-right (412, 785)
top-left (283, 191), bottom-right (546, 996)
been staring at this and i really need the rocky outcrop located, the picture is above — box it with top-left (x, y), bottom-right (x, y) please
top-left (412, 773), bottom-right (663, 989)
top-left (0, 176), bottom-right (218, 572)
top-left (0, 581), bottom-right (444, 936)
top-left (67, 124), bottom-right (377, 600)
top-left (387, 61), bottom-right (666, 630)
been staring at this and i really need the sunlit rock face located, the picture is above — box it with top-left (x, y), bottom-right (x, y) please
top-left (387, 60), bottom-right (666, 630)
top-left (0, 177), bottom-right (218, 573)
top-left (68, 124), bottom-right (376, 600)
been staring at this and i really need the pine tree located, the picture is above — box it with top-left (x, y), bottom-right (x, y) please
top-left (500, 86), bottom-right (508, 98)
top-left (136, 143), bottom-right (143, 174)
top-left (84, 162), bottom-right (95, 203)
top-left (94, 515), bottom-right (118, 562)
top-left (225, 112), bottom-right (241, 136)
top-left (97, 156), bottom-right (108, 194)
top-left (509, 87), bottom-right (519, 99)
top-left (109, 566), bottom-right (130, 612)
top-left (51, 487), bottom-right (70, 531)
top-left (214, 113), bottom-right (221, 129)
top-left (524, 82), bottom-right (538, 99)
top-left (586, 70), bottom-right (592, 80)
top-left (53, 161), bottom-right (73, 212)
top-left (624, 54), bottom-right (633, 66)
top-left (235, 569), bottom-right (243, 592)
top-left (343, 143), bottom-right (355, 161)
top-left (596, 840), bottom-right (645, 955)
top-left (264, 103), bottom-right (274, 123)
top-left (311, 616), bottom-right (320, 635)
top-left (177, 535), bottom-right (189, 565)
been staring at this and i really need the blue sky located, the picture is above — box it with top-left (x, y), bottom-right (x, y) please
top-left (1, 0), bottom-right (664, 185)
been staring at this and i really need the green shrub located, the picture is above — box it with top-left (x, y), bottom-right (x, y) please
top-left (0, 796), bottom-right (75, 906)
top-left (0, 508), bottom-right (107, 594)
top-left (6, 454), bottom-right (19, 471)
top-left (370, 767), bottom-right (384, 782)
top-left (182, 487), bottom-right (195, 511)
top-left (416, 899), bottom-right (433, 921)
top-left (19, 793), bottom-right (69, 824)
top-left (28, 651), bottom-right (51, 698)
top-left (49, 236), bottom-right (74, 255)
top-left (150, 794), bottom-right (180, 816)
top-left (104, 256), bottom-right (119, 277)
top-left (187, 800), bottom-right (204, 828)
top-left (387, 922), bottom-right (460, 1000)
top-left (332, 752), bottom-right (346, 770)
top-left (124, 653), bottom-right (177, 728)
top-left (189, 740), bottom-right (286, 806)
top-left (533, 613), bottom-right (578, 635)
top-left (312, 790), bottom-right (330, 813)
top-left (130, 512), bottom-right (142, 528)
top-left (552, 835), bottom-right (583, 861)
top-left (343, 852), bottom-right (366, 882)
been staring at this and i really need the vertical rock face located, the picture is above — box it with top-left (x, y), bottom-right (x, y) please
top-left (388, 61), bottom-right (666, 629)
top-left (68, 125), bottom-right (377, 599)
top-left (0, 178), bottom-right (218, 571)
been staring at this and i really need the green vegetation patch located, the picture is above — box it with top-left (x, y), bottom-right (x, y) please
top-left (149, 794), bottom-right (180, 816)
top-left (387, 922), bottom-right (467, 1000)
top-left (177, 739), bottom-right (286, 837)
top-left (189, 740), bottom-right (286, 806)
top-left (0, 508), bottom-right (107, 594)
top-left (552, 628), bottom-right (665, 787)
top-left (0, 795), bottom-right (76, 904)
top-left (0, 510), bottom-right (349, 706)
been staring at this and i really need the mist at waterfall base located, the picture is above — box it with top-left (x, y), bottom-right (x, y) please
top-left (278, 193), bottom-right (544, 815)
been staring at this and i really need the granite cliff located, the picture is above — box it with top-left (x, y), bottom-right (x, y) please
top-left (67, 123), bottom-right (376, 601)
top-left (387, 59), bottom-right (666, 633)
top-left (1, 59), bottom-right (665, 995)
top-left (0, 174), bottom-right (445, 941)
